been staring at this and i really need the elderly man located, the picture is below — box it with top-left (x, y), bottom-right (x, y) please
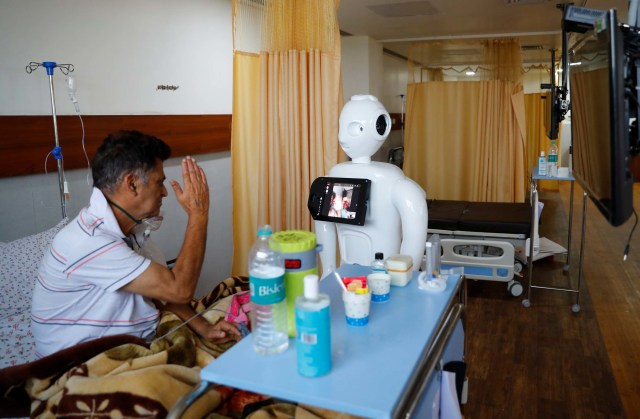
top-left (31, 130), bottom-right (240, 357)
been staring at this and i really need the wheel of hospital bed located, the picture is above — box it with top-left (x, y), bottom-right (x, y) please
top-left (513, 260), bottom-right (524, 275)
top-left (522, 299), bottom-right (531, 308)
top-left (507, 280), bottom-right (523, 297)
top-left (572, 304), bottom-right (581, 313)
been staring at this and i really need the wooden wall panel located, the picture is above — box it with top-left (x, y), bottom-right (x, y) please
top-left (0, 114), bottom-right (232, 178)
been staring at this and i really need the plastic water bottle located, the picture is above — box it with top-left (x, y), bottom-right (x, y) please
top-left (248, 225), bottom-right (289, 355)
top-left (371, 252), bottom-right (387, 273)
top-left (295, 274), bottom-right (331, 377)
top-left (548, 141), bottom-right (559, 177)
top-left (538, 151), bottom-right (547, 176)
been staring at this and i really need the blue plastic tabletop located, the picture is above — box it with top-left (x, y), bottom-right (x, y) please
top-left (200, 265), bottom-right (463, 419)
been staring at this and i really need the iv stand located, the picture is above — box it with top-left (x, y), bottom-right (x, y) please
top-left (26, 61), bottom-right (74, 219)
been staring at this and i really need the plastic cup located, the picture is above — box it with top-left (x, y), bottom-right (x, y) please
top-left (342, 291), bottom-right (371, 326)
top-left (367, 272), bottom-right (391, 302)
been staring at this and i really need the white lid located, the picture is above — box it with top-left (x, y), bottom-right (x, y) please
top-left (540, 151), bottom-right (545, 156)
top-left (304, 274), bottom-right (319, 299)
top-left (385, 254), bottom-right (413, 271)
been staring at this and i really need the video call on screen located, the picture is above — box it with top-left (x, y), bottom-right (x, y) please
top-left (323, 182), bottom-right (358, 220)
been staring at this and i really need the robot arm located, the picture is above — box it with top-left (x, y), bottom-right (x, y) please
top-left (392, 178), bottom-right (428, 271)
top-left (315, 220), bottom-right (337, 279)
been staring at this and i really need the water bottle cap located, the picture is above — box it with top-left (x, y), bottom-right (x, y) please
top-left (375, 252), bottom-right (384, 260)
top-left (257, 225), bottom-right (273, 236)
top-left (304, 274), bottom-right (319, 299)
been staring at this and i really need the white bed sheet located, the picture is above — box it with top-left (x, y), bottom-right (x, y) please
top-left (0, 219), bottom-right (67, 368)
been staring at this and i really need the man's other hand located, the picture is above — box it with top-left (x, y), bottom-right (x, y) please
top-left (198, 319), bottom-right (243, 344)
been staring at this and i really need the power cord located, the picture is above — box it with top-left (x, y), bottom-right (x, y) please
top-left (623, 207), bottom-right (638, 261)
top-left (154, 303), bottom-right (250, 341)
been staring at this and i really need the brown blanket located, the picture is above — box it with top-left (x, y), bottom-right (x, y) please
top-left (1, 276), bottom-right (361, 419)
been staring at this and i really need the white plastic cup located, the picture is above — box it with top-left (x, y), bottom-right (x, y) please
top-left (367, 272), bottom-right (391, 302)
top-left (342, 291), bottom-right (371, 326)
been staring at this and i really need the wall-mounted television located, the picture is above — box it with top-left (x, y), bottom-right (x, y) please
top-left (569, 8), bottom-right (635, 227)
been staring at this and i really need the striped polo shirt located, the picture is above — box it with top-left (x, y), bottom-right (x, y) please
top-left (31, 188), bottom-right (158, 358)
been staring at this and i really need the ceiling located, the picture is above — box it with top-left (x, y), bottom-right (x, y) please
top-left (338, 0), bottom-right (629, 65)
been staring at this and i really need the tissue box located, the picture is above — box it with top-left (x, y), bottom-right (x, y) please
top-left (385, 254), bottom-right (413, 287)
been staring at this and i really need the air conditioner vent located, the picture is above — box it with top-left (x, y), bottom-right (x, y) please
top-left (367, 1), bottom-right (439, 18)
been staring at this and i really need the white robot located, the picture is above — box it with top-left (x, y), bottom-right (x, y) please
top-left (315, 95), bottom-right (428, 276)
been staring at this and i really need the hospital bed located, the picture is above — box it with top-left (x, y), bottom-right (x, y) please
top-left (427, 193), bottom-right (541, 297)
top-left (0, 220), bottom-right (261, 418)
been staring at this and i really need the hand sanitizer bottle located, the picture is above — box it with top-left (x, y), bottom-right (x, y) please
top-left (295, 274), bottom-right (331, 377)
top-left (371, 252), bottom-right (386, 273)
top-left (538, 151), bottom-right (547, 176)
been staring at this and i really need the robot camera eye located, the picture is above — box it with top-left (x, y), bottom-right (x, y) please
top-left (348, 122), bottom-right (365, 136)
top-left (376, 115), bottom-right (388, 135)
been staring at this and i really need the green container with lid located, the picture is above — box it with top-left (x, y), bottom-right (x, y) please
top-left (272, 230), bottom-right (318, 337)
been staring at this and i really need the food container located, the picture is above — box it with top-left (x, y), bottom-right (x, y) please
top-left (385, 254), bottom-right (414, 287)
top-left (272, 230), bottom-right (318, 337)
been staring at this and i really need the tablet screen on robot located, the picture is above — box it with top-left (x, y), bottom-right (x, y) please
top-left (308, 177), bottom-right (371, 226)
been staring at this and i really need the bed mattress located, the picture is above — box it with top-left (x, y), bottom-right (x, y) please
top-left (427, 199), bottom-right (532, 237)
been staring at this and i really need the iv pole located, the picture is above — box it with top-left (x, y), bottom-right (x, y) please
top-left (26, 61), bottom-right (74, 219)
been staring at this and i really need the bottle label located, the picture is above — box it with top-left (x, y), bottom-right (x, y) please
top-left (249, 273), bottom-right (285, 305)
top-left (538, 162), bottom-right (546, 175)
top-left (548, 155), bottom-right (558, 163)
top-left (295, 305), bottom-right (331, 377)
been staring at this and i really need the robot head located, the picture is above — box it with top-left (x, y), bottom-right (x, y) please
top-left (338, 95), bottom-right (391, 161)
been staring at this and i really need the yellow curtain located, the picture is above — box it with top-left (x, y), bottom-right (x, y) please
top-left (231, 51), bottom-right (260, 277)
top-left (524, 92), bottom-right (559, 191)
top-left (404, 39), bottom-right (526, 202)
top-left (473, 79), bottom-right (526, 201)
top-left (231, 0), bottom-right (342, 276)
top-left (404, 81), bottom-right (481, 199)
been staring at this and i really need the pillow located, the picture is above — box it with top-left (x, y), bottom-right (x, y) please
top-left (0, 218), bottom-right (68, 368)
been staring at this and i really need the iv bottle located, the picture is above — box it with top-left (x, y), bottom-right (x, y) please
top-left (371, 252), bottom-right (386, 273)
top-left (295, 274), bottom-right (331, 377)
top-left (248, 225), bottom-right (289, 355)
top-left (538, 151), bottom-right (547, 176)
top-left (547, 141), bottom-right (559, 177)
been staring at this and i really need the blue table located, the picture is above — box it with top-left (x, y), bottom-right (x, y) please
top-left (169, 266), bottom-right (465, 419)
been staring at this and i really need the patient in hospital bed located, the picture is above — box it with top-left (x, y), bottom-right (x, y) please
top-left (31, 130), bottom-right (241, 356)
top-left (0, 130), bottom-right (256, 417)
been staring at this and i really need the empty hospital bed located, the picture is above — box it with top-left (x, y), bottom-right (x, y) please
top-left (427, 196), bottom-right (540, 297)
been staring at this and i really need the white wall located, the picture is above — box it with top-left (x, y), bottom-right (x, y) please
top-left (0, 0), bottom-right (234, 296)
top-left (341, 36), bottom-right (374, 102)
top-left (341, 36), bottom-right (408, 162)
